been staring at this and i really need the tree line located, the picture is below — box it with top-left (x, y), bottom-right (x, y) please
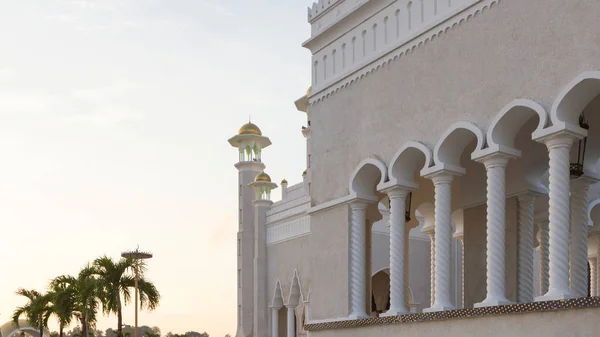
top-left (12, 256), bottom-right (160, 337)
top-left (48, 326), bottom-right (225, 337)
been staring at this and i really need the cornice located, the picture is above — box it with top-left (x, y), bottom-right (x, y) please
top-left (308, 0), bottom-right (502, 106)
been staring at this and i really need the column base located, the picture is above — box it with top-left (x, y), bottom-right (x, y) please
top-left (535, 290), bottom-right (575, 302)
top-left (423, 304), bottom-right (455, 312)
top-left (347, 312), bottom-right (369, 320)
top-left (380, 308), bottom-right (409, 317)
top-left (474, 298), bottom-right (512, 308)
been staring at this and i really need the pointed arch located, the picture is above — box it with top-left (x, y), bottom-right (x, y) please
top-left (432, 122), bottom-right (485, 174)
top-left (551, 71), bottom-right (600, 128)
top-left (272, 280), bottom-right (284, 308)
top-left (349, 158), bottom-right (388, 198)
top-left (388, 141), bottom-right (433, 186)
top-left (487, 99), bottom-right (548, 152)
top-left (288, 270), bottom-right (303, 308)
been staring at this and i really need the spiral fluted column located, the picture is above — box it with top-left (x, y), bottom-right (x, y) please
top-left (535, 134), bottom-right (576, 301)
top-left (424, 172), bottom-right (455, 312)
top-left (475, 154), bottom-right (512, 307)
top-left (405, 226), bottom-right (411, 310)
top-left (459, 238), bottom-right (464, 308)
top-left (538, 221), bottom-right (550, 296)
top-left (569, 178), bottom-right (594, 298)
top-left (588, 257), bottom-right (597, 297)
top-left (425, 231), bottom-right (436, 306)
top-left (349, 201), bottom-right (368, 318)
top-left (596, 235), bottom-right (600, 297)
top-left (272, 307), bottom-right (280, 337)
top-left (517, 194), bottom-right (536, 303)
top-left (382, 188), bottom-right (410, 316)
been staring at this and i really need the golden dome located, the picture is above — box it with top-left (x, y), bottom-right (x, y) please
top-left (281, 178), bottom-right (288, 184)
top-left (306, 86), bottom-right (312, 95)
top-left (238, 122), bottom-right (262, 136)
top-left (254, 172), bottom-right (272, 183)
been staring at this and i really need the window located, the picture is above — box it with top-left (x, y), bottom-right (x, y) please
top-left (238, 239), bottom-right (241, 256)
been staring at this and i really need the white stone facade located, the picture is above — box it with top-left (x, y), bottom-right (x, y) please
top-left (230, 0), bottom-right (600, 336)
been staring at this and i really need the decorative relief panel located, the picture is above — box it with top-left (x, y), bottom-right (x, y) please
top-left (268, 195), bottom-right (309, 215)
top-left (308, 0), bottom-right (369, 36)
top-left (267, 216), bottom-right (311, 246)
top-left (267, 200), bottom-right (311, 224)
top-left (310, 0), bottom-right (495, 100)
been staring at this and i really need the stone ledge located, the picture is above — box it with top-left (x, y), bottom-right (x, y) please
top-left (304, 297), bottom-right (600, 331)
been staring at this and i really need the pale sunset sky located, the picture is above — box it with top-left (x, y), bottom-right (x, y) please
top-left (0, 1), bottom-right (310, 336)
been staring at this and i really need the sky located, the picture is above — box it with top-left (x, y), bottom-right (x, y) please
top-left (0, 1), bottom-right (310, 336)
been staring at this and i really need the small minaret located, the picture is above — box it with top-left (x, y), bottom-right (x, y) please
top-left (228, 122), bottom-right (271, 337)
top-left (249, 171), bottom-right (277, 337)
top-left (281, 179), bottom-right (288, 199)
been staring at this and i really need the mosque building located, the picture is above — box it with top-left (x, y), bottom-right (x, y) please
top-left (228, 0), bottom-right (600, 336)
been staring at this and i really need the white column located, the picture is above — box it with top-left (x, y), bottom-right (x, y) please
top-left (596, 235), bottom-right (600, 297)
top-left (424, 172), bottom-right (455, 312)
top-left (349, 201), bottom-right (368, 318)
top-left (425, 231), bottom-right (435, 307)
top-left (405, 225), bottom-right (412, 310)
top-left (383, 188), bottom-right (410, 316)
top-left (538, 221), bottom-right (550, 296)
top-left (588, 257), bottom-right (597, 297)
top-left (569, 177), bottom-right (594, 297)
top-left (272, 307), bottom-right (280, 337)
top-left (286, 306), bottom-right (295, 337)
top-left (517, 194), bottom-right (536, 303)
top-left (476, 154), bottom-right (512, 307)
top-left (536, 134), bottom-right (576, 301)
top-left (455, 236), bottom-right (464, 308)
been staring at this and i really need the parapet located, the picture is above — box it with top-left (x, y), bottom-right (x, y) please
top-left (307, 0), bottom-right (341, 22)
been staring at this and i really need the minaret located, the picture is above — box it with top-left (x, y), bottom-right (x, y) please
top-left (228, 122), bottom-right (271, 337)
top-left (249, 172), bottom-right (277, 337)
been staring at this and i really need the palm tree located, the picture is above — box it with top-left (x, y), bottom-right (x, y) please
top-left (12, 288), bottom-right (51, 337)
top-left (91, 256), bottom-right (160, 337)
top-left (47, 276), bottom-right (78, 337)
top-left (52, 266), bottom-right (101, 337)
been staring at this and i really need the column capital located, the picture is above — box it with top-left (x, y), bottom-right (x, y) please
top-left (381, 186), bottom-right (413, 199)
top-left (534, 129), bottom-right (581, 149)
top-left (572, 174), bottom-right (600, 187)
top-left (517, 192), bottom-right (541, 203)
top-left (424, 170), bottom-right (456, 185)
top-left (473, 151), bottom-right (518, 168)
top-left (349, 200), bottom-right (369, 211)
